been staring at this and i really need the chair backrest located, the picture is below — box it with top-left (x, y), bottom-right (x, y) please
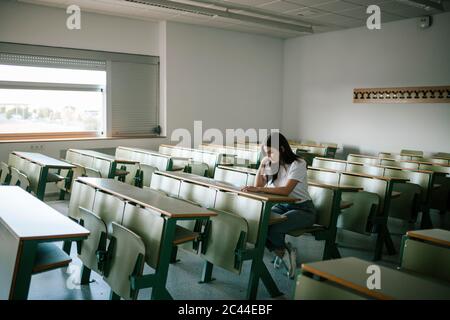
top-left (0, 162), bottom-right (11, 184)
top-left (137, 164), bottom-right (157, 188)
top-left (68, 181), bottom-right (97, 220)
top-left (214, 191), bottom-right (263, 245)
top-left (383, 168), bottom-right (433, 203)
top-left (419, 163), bottom-right (450, 175)
top-left (294, 274), bottom-right (366, 300)
top-left (24, 161), bottom-right (42, 195)
top-left (188, 161), bottom-right (209, 177)
top-left (92, 191), bottom-right (126, 235)
top-left (104, 222), bottom-right (146, 300)
top-left (9, 167), bottom-right (30, 192)
top-left (78, 206), bottom-right (107, 274)
top-left (78, 154), bottom-right (94, 168)
top-left (307, 169), bottom-right (340, 185)
top-left (346, 163), bottom-right (384, 176)
top-left (308, 185), bottom-right (334, 227)
top-left (84, 167), bottom-right (102, 178)
top-left (201, 209), bottom-right (249, 274)
top-left (116, 147), bottom-right (170, 171)
top-left (340, 174), bottom-right (388, 212)
top-left (380, 159), bottom-right (419, 170)
top-left (339, 191), bottom-right (379, 234)
top-left (149, 172), bottom-right (181, 197)
top-left (65, 149), bottom-right (80, 164)
top-left (121, 203), bottom-right (165, 269)
top-left (312, 158), bottom-right (346, 171)
top-left (401, 149), bottom-right (423, 157)
top-left (246, 173), bottom-right (255, 186)
top-left (92, 158), bottom-right (112, 178)
top-left (347, 155), bottom-right (379, 166)
top-left (8, 153), bottom-right (25, 172)
top-left (213, 167), bottom-right (248, 187)
top-left (179, 181), bottom-right (217, 208)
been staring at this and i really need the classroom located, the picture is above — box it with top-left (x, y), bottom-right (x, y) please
top-left (0, 0), bottom-right (449, 303)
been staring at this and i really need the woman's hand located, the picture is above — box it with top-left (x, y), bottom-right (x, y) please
top-left (241, 186), bottom-right (261, 193)
top-left (259, 156), bottom-right (271, 168)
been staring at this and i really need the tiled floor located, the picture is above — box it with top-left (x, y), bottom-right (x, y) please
top-left (27, 199), bottom-right (449, 300)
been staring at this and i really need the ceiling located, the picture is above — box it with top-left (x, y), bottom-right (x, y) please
top-left (19, 0), bottom-right (450, 38)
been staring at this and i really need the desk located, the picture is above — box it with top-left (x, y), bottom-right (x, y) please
top-left (12, 151), bottom-right (75, 200)
top-left (407, 229), bottom-right (450, 248)
top-left (154, 171), bottom-right (297, 300)
top-left (77, 177), bottom-right (216, 299)
top-left (69, 149), bottom-right (138, 178)
top-left (0, 187), bottom-right (89, 300)
top-left (300, 257), bottom-right (450, 299)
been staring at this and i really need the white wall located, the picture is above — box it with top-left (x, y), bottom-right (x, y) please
top-left (0, 0), bottom-right (160, 55)
top-left (165, 22), bottom-right (283, 146)
top-left (283, 12), bottom-right (450, 156)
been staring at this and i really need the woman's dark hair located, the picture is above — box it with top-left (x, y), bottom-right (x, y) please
top-left (260, 132), bottom-right (300, 183)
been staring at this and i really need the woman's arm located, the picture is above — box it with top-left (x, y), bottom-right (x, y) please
top-left (242, 179), bottom-right (299, 196)
top-left (254, 157), bottom-right (269, 187)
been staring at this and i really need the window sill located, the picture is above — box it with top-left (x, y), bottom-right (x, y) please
top-left (0, 135), bottom-right (166, 144)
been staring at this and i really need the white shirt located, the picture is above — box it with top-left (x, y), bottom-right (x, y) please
top-left (266, 159), bottom-right (311, 202)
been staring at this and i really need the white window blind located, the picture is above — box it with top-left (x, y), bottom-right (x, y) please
top-left (110, 61), bottom-right (159, 137)
top-left (0, 53), bottom-right (106, 70)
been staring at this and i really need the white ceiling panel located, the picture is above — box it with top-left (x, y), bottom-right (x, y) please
top-left (258, 0), bottom-right (304, 13)
top-left (18, 0), bottom-right (450, 39)
top-left (310, 0), bottom-right (360, 13)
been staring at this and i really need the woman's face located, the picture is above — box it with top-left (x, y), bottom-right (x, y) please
top-left (264, 146), bottom-right (280, 164)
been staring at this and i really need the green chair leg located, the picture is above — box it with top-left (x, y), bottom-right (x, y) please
top-left (170, 246), bottom-right (180, 264)
top-left (62, 241), bottom-right (72, 255)
top-left (110, 291), bottom-right (121, 300)
top-left (80, 265), bottom-right (92, 285)
top-left (199, 261), bottom-right (215, 283)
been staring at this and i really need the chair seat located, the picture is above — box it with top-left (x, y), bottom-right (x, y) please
top-left (392, 191), bottom-right (402, 199)
top-left (340, 201), bottom-right (354, 210)
top-left (269, 213), bottom-right (288, 225)
top-left (115, 169), bottom-right (129, 177)
top-left (32, 243), bottom-right (72, 274)
top-left (288, 225), bottom-right (325, 237)
top-left (173, 225), bottom-right (199, 245)
top-left (172, 166), bottom-right (185, 171)
top-left (46, 172), bottom-right (65, 183)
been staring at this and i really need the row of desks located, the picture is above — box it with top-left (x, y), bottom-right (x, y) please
top-left (299, 229), bottom-right (450, 299)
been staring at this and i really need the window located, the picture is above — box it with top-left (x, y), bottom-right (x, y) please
top-left (0, 65), bottom-right (106, 138)
top-left (0, 43), bottom-right (160, 141)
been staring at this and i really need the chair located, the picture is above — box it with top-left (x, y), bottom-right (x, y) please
top-left (200, 208), bottom-right (249, 274)
top-left (138, 164), bottom-right (158, 188)
top-left (307, 169), bottom-right (340, 185)
top-left (401, 149), bottom-right (423, 157)
top-left (214, 191), bottom-right (263, 245)
top-left (213, 167), bottom-right (247, 187)
top-left (68, 181), bottom-right (97, 221)
top-left (84, 167), bottom-right (102, 178)
top-left (92, 158), bottom-right (112, 179)
top-left (288, 185), bottom-right (342, 260)
top-left (294, 273), bottom-right (366, 300)
top-left (186, 161), bottom-right (209, 177)
top-left (399, 235), bottom-right (450, 283)
top-left (312, 158), bottom-right (346, 171)
top-left (9, 167), bottom-right (31, 192)
top-left (121, 203), bottom-right (165, 270)
top-left (78, 193), bottom-right (125, 283)
top-left (103, 222), bottom-right (146, 300)
top-left (338, 191), bottom-right (379, 234)
top-left (149, 172), bottom-right (181, 197)
top-left (0, 162), bottom-right (11, 185)
top-left (346, 163), bottom-right (383, 176)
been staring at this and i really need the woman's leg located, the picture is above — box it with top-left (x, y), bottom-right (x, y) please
top-left (266, 201), bottom-right (316, 253)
